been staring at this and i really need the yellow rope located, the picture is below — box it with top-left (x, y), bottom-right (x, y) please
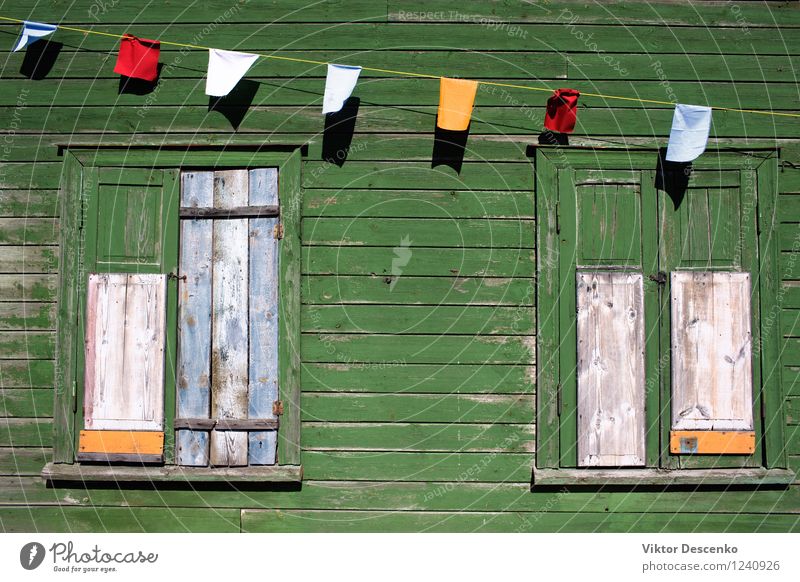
top-left (2, 15), bottom-right (799, 119)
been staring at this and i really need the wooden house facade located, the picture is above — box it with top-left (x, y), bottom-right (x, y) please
top-left (1, 0), bottom-right (800, 532)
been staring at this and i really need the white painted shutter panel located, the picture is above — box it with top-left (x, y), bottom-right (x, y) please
top-left (670, 271), bottom-right (753, 430)
top-left (577, 271), bottom-right (646, 467)
top-left (84, 273), bottom-right (166, 430)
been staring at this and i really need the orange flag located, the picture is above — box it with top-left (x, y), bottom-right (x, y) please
top-left (437, 77), bottom-right (478, 131)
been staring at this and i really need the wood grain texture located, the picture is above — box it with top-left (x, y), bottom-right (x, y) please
top-left (210, 170), bottom-right (249, 466)
top-left (84, 273), bottom-right (166, 432)
top-left (577, 271), bottom-right (646, 467)
top-left (176, 172), bottom-right (214, 466)
top-left (671, 271), bottom-right (754, 431)
top-left (248, 168), bottom-right (280, 465)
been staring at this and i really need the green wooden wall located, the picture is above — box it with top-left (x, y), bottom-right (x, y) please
top-left (1, 0), bottom-right (800, 532)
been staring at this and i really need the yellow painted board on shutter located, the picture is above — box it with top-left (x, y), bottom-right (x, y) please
top-left (78, 430), bottom-right (164, 462)
top-left (669, 430), bottom-right (756, 454)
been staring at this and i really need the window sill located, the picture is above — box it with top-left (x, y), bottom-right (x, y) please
top-left (41, 462), bottom-right (302, 484)
top-left (532, 467), bottom-right (795, 488)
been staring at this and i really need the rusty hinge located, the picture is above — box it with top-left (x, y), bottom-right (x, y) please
top-left (272, 400), bottom-right (284, 416)
top-left (273, 223), bottom-right (284, 239)
top-left (648, 271), bottom-right (667, 286)
top-left (168, 271), bottom-right (187, 282)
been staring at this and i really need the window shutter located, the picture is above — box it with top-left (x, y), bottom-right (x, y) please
top-left (576, 271), bottom-right (646, 467)
top-left (670, 271), bottom-right (755, 453)
top-left (78, 168), bottom-right (178, 463)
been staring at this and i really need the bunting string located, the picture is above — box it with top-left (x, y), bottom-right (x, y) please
top-left (1, 14), bottom-right (799, 119)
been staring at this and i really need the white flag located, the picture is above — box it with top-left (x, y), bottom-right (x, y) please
top-left (322, 64), bottom-right (361, 114)
top-left (666, 104), bottom-right (712, 162)
top-left (205, 48), bottom-right (259, 97)
top-left (13, 21), bottom-right (57, 52)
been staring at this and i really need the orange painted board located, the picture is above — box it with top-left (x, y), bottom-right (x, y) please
top-left (79, 430), bottom-right (164, 455)
top-left (669, 430), bottom-right (755, 454)
top-left (437, 77), bottom-right (478, 131)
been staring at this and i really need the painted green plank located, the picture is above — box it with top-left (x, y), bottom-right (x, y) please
top-left (303, 189), bottom-right (534, 218)
top-left (0, 304), bottom-right (56, 330)
top-left (303, 218), bottom-right (535, 247)
top-left (0, 389), bottom-right (53, 418)
top-left (0, 360), bottom-right (54, 387)
top-left (0, 218), bottom-right (58, 245)
top-left (782, 366), bottom-right (800, 397)
top-left (0, 246), bottom-right (58, 273)
top-left (301, 394), bottom-right (534, 423)
top-left (302, 451), bottom-right (532, 482)
top-left (780, 285), bottom-right (800, 308)
top-left (303, 246), bottom-right (535, 277)
top-left (241, 509), bottom-right (800, 533)
top-left (0, 164), bottom-right (63, 189)
top-left (302, 305), bottom-right (535, 335)
top-left (787, 397), bottom-right (800, 425)
top-left (0, 447), bottom-right (50, 475)
top-left (301, 363), bottom-right (534, 393)
top-left (1, 23), bottom-right (795, 54)
top-left (5, 476), bottom-right (800, 514)
top-left (303, 334), bottom-right (534, 364)
top-left (388, 1), bottom-right (800, 26)
top-left (0, 190), bottom-right (60, 217)
top-left (0, 332), bottom-right (55, 359)
top-left (0, 507), bottom-right (241, 533)
top-left (304, 275), bottom-right (534, 305)
top-left (97, 167), bottom-right (164, 186)
top-left (0, 419), bottom-right (52, 447)
top-left (302, 422), bottom-right (535, 452)
top-left (23, 0), bottom-right (388, 23)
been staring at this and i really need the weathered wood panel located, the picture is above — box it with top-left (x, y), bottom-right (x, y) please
top-left (576, 271), bottom-right (646, 467)
top-left (84, 274), bottom-right (166, 431)
top-left (210, 170), bottom-right (249, 466)
top-left (671, 271), bottom-right (754, 430)
top-left (176, 172), bottom-right (214, 466)
top-left (248, 168), bottom-right (280, 465)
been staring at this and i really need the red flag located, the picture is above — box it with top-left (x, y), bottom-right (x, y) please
top-left (544, 88), bottom-right (580, 133)
top-left (114, 34), bottom-right (160, 81)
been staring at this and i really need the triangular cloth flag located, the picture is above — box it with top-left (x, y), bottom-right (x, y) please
top-left (544, 88), bottom-right (580, 133)
top-left (114, 34), bottom-right (160, 82)
top-left (205, 48), bottom-right (259, 97)
top-left (323, 64), bottom-right (361, 114)
top-left (666, 104), bottom-right (712, 162)
top-left (13, 21), bottom-right (57, 52)
top-left (437, 77), bottom-right (478, 131)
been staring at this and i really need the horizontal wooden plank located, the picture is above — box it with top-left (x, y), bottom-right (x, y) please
top-left (304, 276), bottom-right (534, 306)
top-left (669, 431), bottom-right (756, 454)
top-left (97, 167), bottom-right (163, 186)
top-left (0, 447), bottom-right (50, 475)
top-left (0, 275), bottom-right (57, 302)
top-left (5, 476), bottom-right (800, 514)
top-left (0, 360), bottom-right (54, 388)
top-left (0, 246), bottom-right (58, 273)
top-left (302, 394), bottom-right (534, 423)
top-left (6, 105), bottom-right (796, 139)
top-left (304, 189), bottom-right (535, 218)
top-left (302, 334), bottom-right (534, 364)
top-left (0, 332), bottom-right (55, 359)
top-left (0, 303), bottom-right (56, 330)
top-left (534, 468), bottom-right (795, 487)
top-left (302, 305), bottom-right (535, 335)
top-left (303, 218), bottom-right (535, 248)
top-left (179, 204), bottom-right (278, 218)
top-left (0, 163), bottom-right (63, 189)
top-left (0, 218), bottom-right (58, 245)
top-left (0, 507), bottom-right (241, 532)
top-left (241, 509), bottom-right (800, 533)
top-left (1, 23), bottom-right (795, 54)
top-left (301, 363), bottom-right (534, 393)
top-left (42, 463), bottom-right (301, 483)
top-left (301, 422), bottom-right (535, 452)
top-left (0, 190), bottom-right (60, 217)
top-left (78, 430), bottom-right (164, 457)
top-left (388, 1), bottom-right (800, 27)
top-left (0, 418), bottom-right (52, 447)
top-left (0, 389), bottom-right (53, 418)
top-left (303, 246), bottom-right (535, 277)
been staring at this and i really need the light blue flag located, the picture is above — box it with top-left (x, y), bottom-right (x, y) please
top-left (13, 21), bottom-right (58, 52)
top-left (665, 104), bottom-right (712, 162)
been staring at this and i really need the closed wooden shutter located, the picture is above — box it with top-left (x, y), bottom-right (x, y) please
top-left (77, 168), bottom-right (178, 463)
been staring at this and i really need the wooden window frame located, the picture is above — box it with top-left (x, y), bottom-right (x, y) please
top-left (533, 147), bottom-right (793, 487)
top-left (44, 146), bottom-right (303, 484)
